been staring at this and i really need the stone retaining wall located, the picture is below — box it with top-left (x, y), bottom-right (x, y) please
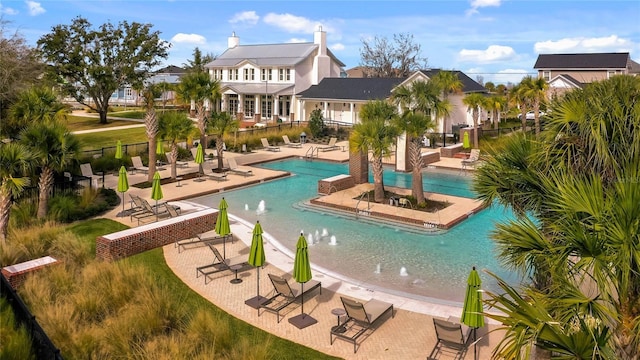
top-left (421, 151), bottom-right (441, 166)
top-left (96, 209), bottom-right (217, 261)
top-left (440, 143), bottom-right (464, 158)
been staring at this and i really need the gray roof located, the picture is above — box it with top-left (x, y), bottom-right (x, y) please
top-left (297, 78), bottom-right (406, 101)
top-left (534, 53), bottom-right (631, 69)
top-left (417, 69), bottom-right (487, 93)
top-left (206, 43), bottom-right (345, 68)
top-left (146, 74), bottom-right (181, 85)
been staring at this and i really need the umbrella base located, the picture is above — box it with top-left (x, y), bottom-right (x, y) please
top-left (244, 295), bottom-right (268, 309)
top-left (288, 313), bottom-right (317, 329)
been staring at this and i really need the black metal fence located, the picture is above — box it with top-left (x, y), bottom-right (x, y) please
top-left (19, 176), bottom-right (95, 206)
top-left (1, 273), bottom-right (63, 359)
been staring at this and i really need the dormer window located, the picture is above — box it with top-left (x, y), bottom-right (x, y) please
top-left (229, 69), bottom-right (239, 81)
top-left (244, 68), bottom-right (255, 81)
top-left (279, 68), bottom-right (291, 81)
top-left (542, 71), bottom-right (551, 82)
top-left (261, 69), bottom-right (271, 81)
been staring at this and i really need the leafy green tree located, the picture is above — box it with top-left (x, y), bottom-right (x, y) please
top-left (158, 112), bottom-right (196, 179)
top-left (462, 92), bottom-right (486, 148)
top-left (474, 76), bottom-right (640, 358)
top-left (509, 83), bottom-right (530, 132)
top-left (5, 86), bottom-right (70, 139)
top-left (350, 100), bottom-right (398, 203)
top-left (308, 108), bottom-right (325, 137)
top-left (0, 19), bottom-right (44, 129)
top-left (207, 112), bottom-right (238, 171)
top-left (20, 121), bottom-right (80, 219)
top-left (175, 71), bottom-right (220, 147)
top-left (484, 94), bottom-right (507, 130)
top-left (431, 71), bottom-right (463, 132)
top-left (183, 47), bottom-right (216, 74)
top-left (0, 143), bottom-right (32, 242)
top-left (37, 16), bottom-right (170, 124)
top-left (391, 80), bottom-right (444, 203)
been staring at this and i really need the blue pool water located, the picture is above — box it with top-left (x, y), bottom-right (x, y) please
top-left (192, 159), bottom-right (519, 304)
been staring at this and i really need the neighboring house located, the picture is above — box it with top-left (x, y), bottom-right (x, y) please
top-left (205, 27), bottom-right (345, 122)
top-left (110, 65), bottom-right (186, 106)
top-left (534, 52), bottom-right (640, 97)
top-left (296, 69), bottom-right (487, 133)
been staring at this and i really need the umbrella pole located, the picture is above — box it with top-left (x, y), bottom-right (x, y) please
top-left (223, 236), bottom-right (226, 259)
top-left (256, 267), bottom-right (260, 301)
top-left (121, 192), bottom-right (125, 215)
top-left (155, 200), bottom-right (158, 222)
top-left (301, 283), bottom-right (305, 318)
top-left (474, 328), bottom-right (477, 360)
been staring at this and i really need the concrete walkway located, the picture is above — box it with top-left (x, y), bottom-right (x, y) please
top-left (100, 142), bottom-right (502, 359)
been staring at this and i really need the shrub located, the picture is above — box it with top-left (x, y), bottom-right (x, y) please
top-left (309, 109), bottom-right (325, 137)
top-left (0, 298), bottom-right (36, 360)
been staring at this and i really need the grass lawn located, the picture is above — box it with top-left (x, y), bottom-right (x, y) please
top-left (75, 127), bottom-right (149, 150)
top-left (65, 114), bottom-right (142, 132)
top-left (66, 219), bottom-right (340, 360)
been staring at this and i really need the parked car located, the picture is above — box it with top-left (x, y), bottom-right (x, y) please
top-left (518, 111), bottom-right (546, 120)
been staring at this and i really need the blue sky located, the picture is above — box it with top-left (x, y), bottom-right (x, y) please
top-left (2, 0), bottom-right (639, 84)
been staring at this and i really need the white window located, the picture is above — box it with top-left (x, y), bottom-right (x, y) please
top-left (261, 95), bottom-right (272, 119)
top-left (279, 69), bottom-right (284, 81)
top-left (543, 71), bottom-right (551, 82)
top-left (607, 70), bottom-right (616, 79)
top-left (285, 69), bottom-right (291, 81)
top-left (125, 87), bottom-right (132, 99)
top-left (250, 68), bottom-right (255, 81)
top-left (228, 94), bottom-right (238, 114)
top-left (278, 96), bottom-right (291, 117)
top-left (261, 69), bottom-right (269, 81)
top-left (268, 69), bottom-right (273, 81)
top-left (244, 68), bottom-right (250, 81)
top-left (229, 69), bottom-right (238, 81)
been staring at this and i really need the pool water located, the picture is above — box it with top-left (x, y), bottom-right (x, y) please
top-left (192, 159), bottom-right (519, 304)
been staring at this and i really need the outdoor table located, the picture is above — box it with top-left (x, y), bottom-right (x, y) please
top-left (175, 177), bottom-right (183, 187)
top-left (331, 308), bottom-right (347, 333)
top-left (230, 264), bottom-right (243, 284)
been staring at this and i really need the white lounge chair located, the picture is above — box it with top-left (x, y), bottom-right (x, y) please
top-left (261, 138), bottom-right (281, 152)
top-left (165, 153), bottom-right (188, 168)
top-left (227, 157), bottom-right (253, 177)
top-left (282, 135), bottom-right (302, 148)
top-left (461, 149), bottom-right (481, 171)
top-left (318, 137), bottom-right (340, 152)
top-left (131, 156), bottom-right (149, 174)
top-left (80, 163), bottom-right (103, 188)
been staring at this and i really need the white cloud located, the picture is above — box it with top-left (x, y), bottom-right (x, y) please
top-left (535, 35), bottom-right (633, 53)
top-left (263, 13), bottom-right (333, 34)
top-left (25, 0), bottom-right (44, 16)
top-left (287, 38), bottom-right (308, 43)
top-left (229, 11), bottom-right (259, 25)
top-left (330, 43), bottom-right (345, 51)
top-left (466, 0), bottom-right (501, 16)
top-left (171, 33), bottom-right (206, 45)
top-left (458, 45), bottom-right (515, 63)
top-left (1, 6), bottom-right (18, 15)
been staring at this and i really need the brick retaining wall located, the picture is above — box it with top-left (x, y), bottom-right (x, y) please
top-left (318, 174), bottom-right (355, 195)
top-left (96, 209), bottom-right (217, 261)
top-left (2, 256), bottom-right (60, 288)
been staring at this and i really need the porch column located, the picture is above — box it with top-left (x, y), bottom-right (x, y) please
top-left (274, 95), bottom-right (280, 121)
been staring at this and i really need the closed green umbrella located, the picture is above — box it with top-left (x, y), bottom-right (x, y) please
top-left (156, 139), bottom-right (164, 155)
top-left (194, 143), bottom-right (205, 182)
top-left (151, 171), bottom-right (163, 221)
top-left (463, 131), bottom-right (470, 149)
top-left (117, 166), bottom-right (129, 217)
top-left (461, 266), bottom-right (484, 360)
top-left (245, 221), bottom-right (268, 309)
top-left (115, 140), bottom-right (123, 160)
top-left (289, 233), bottom-right (317, 328)
top-left (215, 197), bottom-right (231, 258)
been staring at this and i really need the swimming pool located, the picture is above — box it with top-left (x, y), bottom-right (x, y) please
top-left (192, 159), bottom-right (519, 305)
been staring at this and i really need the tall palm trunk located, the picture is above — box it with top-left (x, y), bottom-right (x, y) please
top-left (196, 103), bottom-right (207, 147)
top-left (520, 107), bottom-right (527, 132)
top-left (168, 145), bottom-right (179, 179)
top-left (372, 155), bottom-right (385, 203)
top-left (37, 166), bottom-right (55, 219)
top-left (472, 108), bottom-right (480, 148)
top-left (409, 137), bottom-right (425, 204)
top-left (533, 100), bottom-right (541, 136)
top-left (216, 136), bottom-right (225, 170)
top-left (0, 189), bottom-right (12, 243)
top-left (146, 109), bottom-right (158, 183)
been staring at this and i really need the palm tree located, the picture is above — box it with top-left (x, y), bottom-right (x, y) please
top-left (431, 71), bottom-right (463, 133)
top-left (485, 94), bottom-right (506, 130)
top-left (6, 86), bottom-right (70, 139)
top-left (0, 143), bottom-right (33, 243)
top-left (520, 76), bottom-right (549, 136)
top-left (391, 80), bottom-right (443, 203)
top-left (20, 121), bottom-right (80, 219)
top-left (474, 76), bottom-right (640, 357)
top-left (509, 83), bottom-right (530, 132)
top-left (175, 72), bottom-right (220, 148)
top-left (462, 92), bottom-right (486, 148)
top-left (140, 83), bottom-right (161, 183)
top-left (349, 100), bottom-right (398, 203)
top-left (207, 111), bottom-right (238, 171)
top-left (158, 112), bottom-right (196, 179)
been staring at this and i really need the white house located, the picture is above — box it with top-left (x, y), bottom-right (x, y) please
top-left (205, 27), bottom-right (345, 123)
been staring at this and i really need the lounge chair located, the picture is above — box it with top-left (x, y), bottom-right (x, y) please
top-left (461, 149), bottom-right (480, 171)
top-left (227, 157), bottom-right (253, 177)
top-left (137, 202), bottom-right (180, 225)
top-left (282, 135), bottom-right (302, 148)
top-left (261, 138), bottom-right (281, 152)
top-left (190, 147), bottom-right (214, 163)
top-left (318, 137), bottom-right (340, 152)
top-left (175, 230), bottom-right (233, 253)
top-left (330, 296), bottom-right (394, 353)
top-left (80, 163), bottom-right (103, 188)
top-left (196, 244), bottom-right (250, 284)
top-left (165, 153), bottom-right (188, 168)
top-left (205, 169), bottom-right (228, 182)
top-left (259, 273), bottom-right (322, 323)
top-left (131, 156), bottom-right (149, 174)
top-left (131, 197), bottom-right (180, 224)
top-left (428, 318), bottom-right (471, 360)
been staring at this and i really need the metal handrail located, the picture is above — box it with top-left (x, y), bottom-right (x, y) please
top-left (355, 191), bottom-right (370, 218)
top-left (305, 146), bottom-right (318, 160)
